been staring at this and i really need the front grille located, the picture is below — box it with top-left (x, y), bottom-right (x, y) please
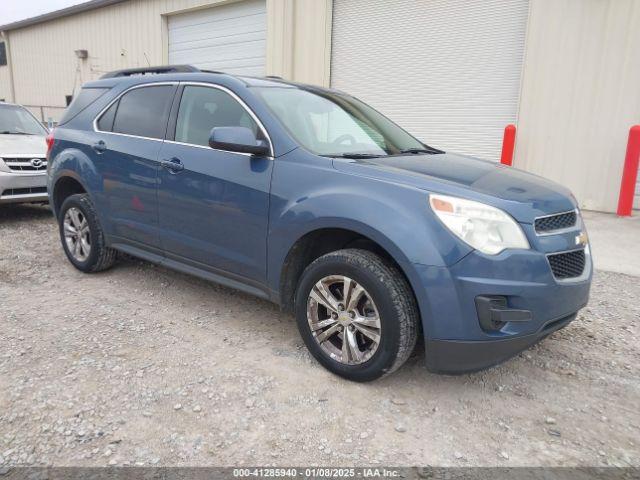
top-left (1, 187), bottom-right (48, 197)
top-left (2, 157), bottom-right (48, 172)
top-left (547, 249), bottom-right (586, 279)
top-left (535, 211), bottom-right (577, 233)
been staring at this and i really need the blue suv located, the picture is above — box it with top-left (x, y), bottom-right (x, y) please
top-left (47, 65), bottom-right (592, 381)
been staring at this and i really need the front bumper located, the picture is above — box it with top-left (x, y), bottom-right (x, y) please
top-left (425, 312), bottom-right (578, 373)
top-left (0, 171), bottom-right (49, 204)
top-left (409, 243), bottom-right (592, 374)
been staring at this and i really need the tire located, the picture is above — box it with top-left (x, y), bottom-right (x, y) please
top-left (294, 248), bottom-right (419, 382)
top-left (58, 193), bottom-right (117, 273)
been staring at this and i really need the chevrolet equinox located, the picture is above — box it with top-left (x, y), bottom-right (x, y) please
top-left (47, 66), bottom-right (592, 382)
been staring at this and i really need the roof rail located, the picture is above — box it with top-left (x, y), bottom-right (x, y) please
top-left (100, 65), bottom-right (200, 79)
top-left (200, 69), bottom-right (226, 74)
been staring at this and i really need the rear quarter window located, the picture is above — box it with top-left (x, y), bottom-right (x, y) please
top-left (96, 101), bottom-right (117, 132)
top-left (58, 87), bottom-right (110, 125)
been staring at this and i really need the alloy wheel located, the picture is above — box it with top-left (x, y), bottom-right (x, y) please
top-left (306, 275), bottom-right (382, 365)
top-left (63, 207), bottom-right (91, 262)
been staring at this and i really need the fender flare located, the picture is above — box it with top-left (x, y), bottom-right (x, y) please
top-left (49, 148), bottom-right (100, 216)
top-left (272, 217), bottom-right (436, 334)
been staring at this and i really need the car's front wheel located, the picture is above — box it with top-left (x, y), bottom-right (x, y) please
top-left (295, 249), bottom-right (419, 382)
top-left (58, 194), bottom-right (117, 273)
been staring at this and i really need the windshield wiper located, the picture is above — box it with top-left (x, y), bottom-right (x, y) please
top-left (399, 147), bottom-right (443, 155)
top-left (0, 131), bottom-right (34, 135)
top-left (326, 153), bottom-right (384, 159)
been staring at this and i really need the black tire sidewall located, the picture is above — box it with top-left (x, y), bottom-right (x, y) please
top-left (295, 255), bottom-right (403, 382)
top-left (58, 194), bottom-right (102, 272)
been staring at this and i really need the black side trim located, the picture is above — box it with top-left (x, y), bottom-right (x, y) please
top-left (107, 236), bottom-right (278, 303)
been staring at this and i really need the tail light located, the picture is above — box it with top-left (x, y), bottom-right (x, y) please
top-left (46, 129), bottom-right (55, 159)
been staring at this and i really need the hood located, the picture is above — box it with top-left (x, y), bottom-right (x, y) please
top-left (332, 152), bottom-right (576, 223)
top-left (0, 134), bottom-right (47, 156)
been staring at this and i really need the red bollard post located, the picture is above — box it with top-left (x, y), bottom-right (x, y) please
top-left (500, 124), bottom-right (516, 166)
top-left (617, 125), bottom-right (640, 217)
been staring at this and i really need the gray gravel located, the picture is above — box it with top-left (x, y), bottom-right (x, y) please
top-left (0, 204), bottom-right (639, 467)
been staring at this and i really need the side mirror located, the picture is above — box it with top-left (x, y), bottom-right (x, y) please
top-left (208, 126), bottom-right (270, 156)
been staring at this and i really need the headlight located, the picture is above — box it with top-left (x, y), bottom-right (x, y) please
top-left (429, 194), bottom-right (530, 255)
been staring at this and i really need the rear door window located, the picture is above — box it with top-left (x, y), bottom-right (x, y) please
top-left (110, 85), bottom-right (175, 139)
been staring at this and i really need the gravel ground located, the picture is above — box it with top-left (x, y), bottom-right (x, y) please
top-left (0, 204), bottom-right (639, 467)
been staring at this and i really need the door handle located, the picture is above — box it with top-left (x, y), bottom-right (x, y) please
top-left (160, 157), bottom-right (184, 173)
top-left (92, 140), bottom-right (107, 154)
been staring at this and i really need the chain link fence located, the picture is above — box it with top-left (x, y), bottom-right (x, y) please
top-left (22, 104), bottom-right (67, 128)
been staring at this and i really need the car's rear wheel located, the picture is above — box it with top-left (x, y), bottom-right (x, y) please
top-left (295, 249), bottom-right (419, 382)
top-left (58, 194), bottom-right (117, 273)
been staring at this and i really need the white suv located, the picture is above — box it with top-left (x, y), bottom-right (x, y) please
top-left (0, 102), bottom-right (49, 204)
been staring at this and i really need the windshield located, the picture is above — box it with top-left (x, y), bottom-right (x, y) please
top-left (0, 105), bottom-right (48, 135)
top-left (253, 86), bottom-right (430, 157)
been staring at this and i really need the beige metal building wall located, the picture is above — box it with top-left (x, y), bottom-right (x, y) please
top-left (3, 0), bottom-right (167, 115)
top-left (0, 36), bottom-right (13, 102)
top-left (515, 0), bottom-right (640, 213)
top-left (266, 0), bottom-right (332, 87)
top-left (0, 0), bottom-right (331, 121)
top-left (0, 67), bottom-right (10, 102)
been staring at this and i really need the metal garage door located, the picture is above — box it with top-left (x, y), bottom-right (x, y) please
top-left (168, 0), bottom-right (266, 76)
top-left (331, 0), bottom-right (529, 161)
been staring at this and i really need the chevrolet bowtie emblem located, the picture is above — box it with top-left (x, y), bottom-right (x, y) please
top-left (575, 232), bottom-right (589, 247)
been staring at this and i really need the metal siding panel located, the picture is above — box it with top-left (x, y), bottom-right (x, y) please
top-left (0, 0), bottom-right (323, 120)
top-left (331, 0), bottom-right (529, 162)
top-left (6, 0), bottom-right (166, 115)
top-left (515, 0), bottom-right (640, 213)
top-left (0, 68), bottom-right (11, 101)
top-left (2, 0), bottom-right (255, 121)
top-left (0, 36), bottom-right (17, 102)
top-left (168, 0), bottom-right (267, 76)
